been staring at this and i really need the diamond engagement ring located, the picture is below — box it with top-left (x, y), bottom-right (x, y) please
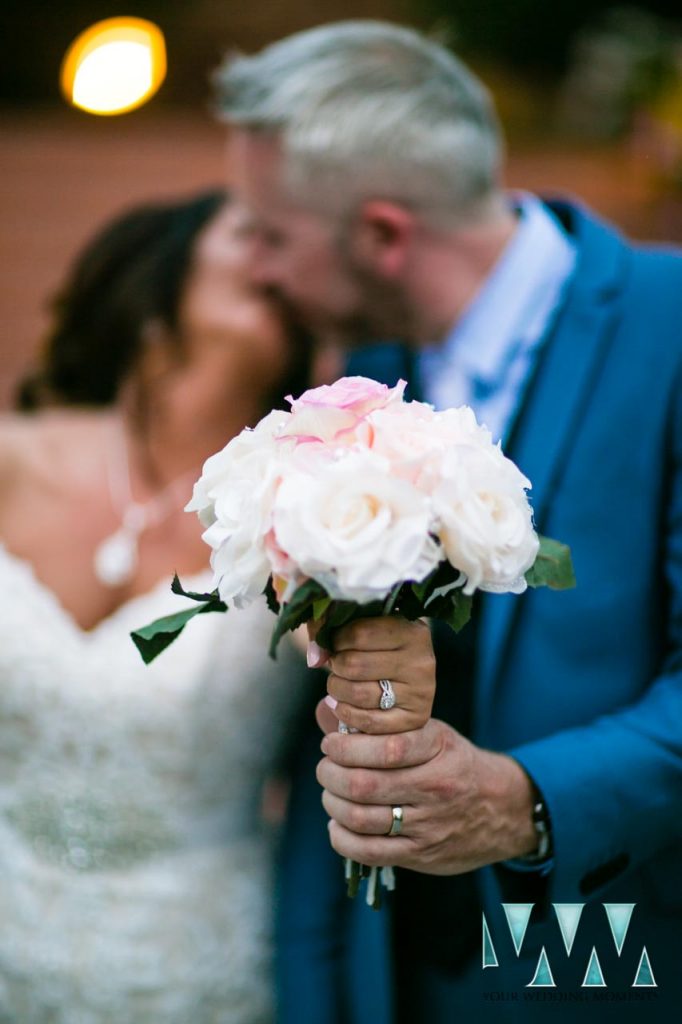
top-left (379, 679), bottom-right (396, 710)
top-left (388, 806), bottom-right (404, 836)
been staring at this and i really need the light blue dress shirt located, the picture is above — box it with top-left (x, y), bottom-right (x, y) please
top-left (417, 193), bottom-right (577, 875)
top-left (417, 193), bottom-right (577, 441)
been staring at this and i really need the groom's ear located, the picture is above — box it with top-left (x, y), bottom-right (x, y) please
top-left (351, 200), bottom-right (415, 277)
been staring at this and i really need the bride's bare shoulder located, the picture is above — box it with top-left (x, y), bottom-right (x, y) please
top-left (0, 414), bottom-right (48, 495)
top-left (0, 410), bottom-right (96, 492)
top-left (0, 413), bottom-right (37, 474)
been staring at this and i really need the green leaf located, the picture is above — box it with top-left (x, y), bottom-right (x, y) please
top-left (411, 574), bottom-right (436, 603)
top-left (170, 573), bottom-right (220, 603)
top-left (316, 602), bottom-right (358, 651)
top-left (316, 599), bottom-right (386, 651)
top-left (441, 591), bottom-right (473, 632)
top-left (263, 576), bottom-right (281, 615)
top-left (312, 596), bottom-right (332, 621)
top-left (525, 536), bottom-right (576, 590)
top-left (268, 578), bottom-right (327, 659)
top-left (131, 597), bottom-right (227, 664)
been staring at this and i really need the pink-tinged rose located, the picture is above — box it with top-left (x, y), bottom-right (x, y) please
top-left (278, 404), bottom-right (362, 445)
top-left (364, 401), bottom-right (440, 483)
top-left (288, 376), bottom-right (406, 416)
top-left (366, 402), bottom-right (492, 489)
top-left (282, 376), bottom-right (406, 445)
top-left (264, 528), bottom-right (297, 580)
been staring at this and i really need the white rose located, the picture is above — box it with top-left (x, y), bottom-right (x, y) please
top-left (367, 402), bottom-right (494, 490)
top-left (185, 409), bottom-right (294, 607)
top-left (185, 409), bottom-right (291, 528)
top-left (432, 442), bottom-right (539, 595)
top-left (272, 450), bottom-right (442, 604)
top-left (207, 516), bottom-right (272, 608)
top-left (365, 400), bottom-right (438, 475)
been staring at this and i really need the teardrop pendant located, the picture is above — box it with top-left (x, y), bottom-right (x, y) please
top-left (93, 527), bottom-right (139, 587)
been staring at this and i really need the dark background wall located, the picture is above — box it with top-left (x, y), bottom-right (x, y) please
top-left (2, 0), bottom-right (679, 105)
top-left (1, 2), bottom-right (681, 408)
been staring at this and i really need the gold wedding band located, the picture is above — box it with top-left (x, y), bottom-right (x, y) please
top-left (388, 805), bottom-right (403, 836)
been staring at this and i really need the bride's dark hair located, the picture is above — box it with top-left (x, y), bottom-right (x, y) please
top-left (18, 190), bottom-right (228, 409)
top-left (17, 189), bottom-right (309, 412)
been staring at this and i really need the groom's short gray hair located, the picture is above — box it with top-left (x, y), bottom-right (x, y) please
top-left (215, 21), bottom-right (504, 224)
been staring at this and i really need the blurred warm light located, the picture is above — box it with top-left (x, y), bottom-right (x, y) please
top-left (60, 17), bottom-right (166, 116)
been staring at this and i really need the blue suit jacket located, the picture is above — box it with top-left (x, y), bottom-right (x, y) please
top-left (275, 201), bottom-right (682, 1020)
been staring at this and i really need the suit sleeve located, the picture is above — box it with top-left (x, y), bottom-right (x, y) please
top-left (507, 363), bottom-right (682, 900)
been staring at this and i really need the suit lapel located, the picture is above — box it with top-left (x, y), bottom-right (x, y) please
top-left (475, 203), bottom-right (631, 716)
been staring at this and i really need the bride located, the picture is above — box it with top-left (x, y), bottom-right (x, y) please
top-left (0, 190), bottom-right (312, 1023)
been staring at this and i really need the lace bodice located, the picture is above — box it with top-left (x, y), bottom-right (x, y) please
top-left (0, 544), bottom-right (308, 1023)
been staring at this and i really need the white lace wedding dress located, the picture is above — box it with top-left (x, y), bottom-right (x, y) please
top-left (0, 544), bottom-right (307, 1024)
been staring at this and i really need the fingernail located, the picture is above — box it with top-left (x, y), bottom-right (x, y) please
top-left (324, 694), bottom-right (338, 710)
top-left (307, 640), bottom-right (323, 668)
top-left (320, 737), bottom-right (329, 754)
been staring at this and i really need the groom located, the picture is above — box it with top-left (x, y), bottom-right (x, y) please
top-left (216, 21), bottom-right (682, 1021)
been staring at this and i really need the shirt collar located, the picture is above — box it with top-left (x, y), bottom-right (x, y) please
top-left (420, 193), bottom-right (577, 388)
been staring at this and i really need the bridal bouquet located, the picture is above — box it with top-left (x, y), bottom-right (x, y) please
top-left (132, 375), bottom-right (574, 904)
top-left (133, 375), bottom-right (572, 662)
